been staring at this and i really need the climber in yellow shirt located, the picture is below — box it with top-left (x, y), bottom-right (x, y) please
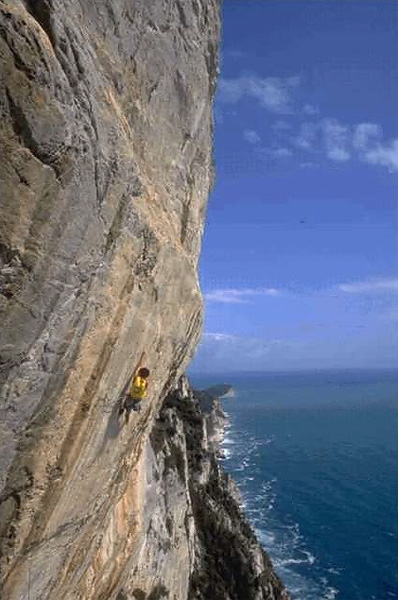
top-left (120, 364), bottom-right (150, 424)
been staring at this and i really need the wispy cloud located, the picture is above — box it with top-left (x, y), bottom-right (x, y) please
top-left (243, 129), bottom-right (261, 145)
top-left (203, 332), bottom-right (237, 342)
top-left (353, 123), bottom-right (382, 151)
top-left (272, 120), bottom-right (292, 133)
top-left (218, 75), bottom-right (300, 114)
top-left (218, 69), bottom-right (397, 174)
top-left (300, 161), bottom-right (318, 169)
top-left (291, 118), bottom-right (398, 172)
top-left (293, 122), bottom-right (319, 150)
top-left (292, 118), bottom-right (352, 159)
top-left (322, 118), bottom-right (351, 162)
top-left (337, 278), bottom-right (398, 294)
top-left (200, 332), bottom-right (295, 359)
top-left (192, 332), bottom-right (309, 372)
top-left (265, 147), bottom-right (293, 159)
top-left (362, 140), bottom-right (398, 172)
top-left (203, 332), bottom-right (286, 349)
top-left (244, 128), bottom-right (292, 160)
top-left (303, 103), bottom-right (320, 116)
top-left (205, 287), bottom-right (280, 304)
top-left (205, 280), bottom-right (398, 304)
top-left (353, 123), bottom-right (398, 172)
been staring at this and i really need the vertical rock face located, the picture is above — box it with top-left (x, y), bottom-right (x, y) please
top-left (0, 0), bottom-right (219, 597)
top-left (120, 377), bottom-right (289, 600)
top-left (0, 2), bottom-right (289, 599)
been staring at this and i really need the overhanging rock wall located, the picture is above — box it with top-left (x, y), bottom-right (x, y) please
top-left (0, 1), bottom-right (219, 597)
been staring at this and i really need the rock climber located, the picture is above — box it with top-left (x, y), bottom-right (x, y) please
top-left (119, 361), bottom-right (150, 423)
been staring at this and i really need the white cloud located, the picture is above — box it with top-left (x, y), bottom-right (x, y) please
top-left (191, 332), bottom-right (309, 372)
top-left (290, 118), bottom-right (398, 172)
top-left (219, 71), bottom-right (398, 174)
top-left (218, 75), bottom-right (300, 114)
top-left (267, 147), bottom-right (293, 159)
top-left (360, 139), bottom-right (398, 173)
top-left (205, 279), bottom-right (398, 300)
top-left (353, 123), bottom-right (382, 151)
top-left (198, 333), bottom-right (291, 361)
top-left (322, 118), bottom-right (351, 162)
top-left (272, 120), bottom-right (292, 132)
top-left (243, 127), bottom-right (292, 160)
top-left (218, 78), bottom-right (246, 104)
top-left (300, 161), bottom-right (318, 169)
top-left (243, 129), bottom-right (261, 145)
top-left (294, 122), bottom-right (319, 150)
top-left (203, 332), bottom-right (237, 342)
top-left (303, 103), bottom-right (320, 116)
top-left (337, 278), bottom-right (398, 294)
top-left (204, 287), bottom-right (280, 304)
top-left (352, 123), bottom-right (398, 172)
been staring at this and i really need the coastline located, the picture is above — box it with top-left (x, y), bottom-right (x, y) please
top-left (205, 371), bottom-right (398, 600)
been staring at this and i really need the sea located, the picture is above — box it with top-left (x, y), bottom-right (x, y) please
top-left (190, 370), bottom-right (398, 600)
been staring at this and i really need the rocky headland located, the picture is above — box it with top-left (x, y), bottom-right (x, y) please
top-left (0, 1), bottom-right (289, 598)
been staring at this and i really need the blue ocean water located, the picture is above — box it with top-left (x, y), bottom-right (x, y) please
top-left (190, 370), bottom-right (398, 600)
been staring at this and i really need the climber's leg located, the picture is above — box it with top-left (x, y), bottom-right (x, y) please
top-left (123, 396), bottom-right (135, 424)
top-left (118, 399), bottom-right (125, 417)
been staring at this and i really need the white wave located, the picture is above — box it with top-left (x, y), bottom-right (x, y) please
top-left (252, 518), bottom-right (336, 600)
top-left (263, 435), bottom-right (275, 445)
top-left (257, 530), bottom-right (276, 547)
top-left (303, 550), bottom-right (316, 565)
top-left (218, 410), bottom-right (342, 600)
top-left (222, 435), bottom-right (236, 446)
top-left (261, 478), bottom-right (277, 493)
top-left (273, 567), bottom-right (323, 600)
top-left (276, 557), bottom-right (308, 566)
top-left (322, 587), bottom-right (339, 600)
top-left (286, 522), bottom-right (302, 547)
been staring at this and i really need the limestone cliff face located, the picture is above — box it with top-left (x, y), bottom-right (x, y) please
top-left (0, 0), bottom-right (218, 597)
top-left (0, 2), bottom-right (288, 599)
top-left (119, 377), bottom-right (289, 600)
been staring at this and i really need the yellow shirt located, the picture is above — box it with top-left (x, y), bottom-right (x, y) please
top-left (130, 375), bottom-right (148, 399)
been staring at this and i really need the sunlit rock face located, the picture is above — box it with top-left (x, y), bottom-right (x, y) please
top-left (0, 2), bottom-right (289, 599)
top-left (0, 0), bottom-right (218, 597)
top-left (120, 377), bottom-right (289, 600)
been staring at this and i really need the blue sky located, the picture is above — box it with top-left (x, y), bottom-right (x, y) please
top-left (190, 1), bottom-right (398, 373)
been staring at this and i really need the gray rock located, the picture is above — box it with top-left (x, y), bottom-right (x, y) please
top-left (0, 2), bottom-right (289, 599)
top-left (124, 377), bottom-right (289, 600)
top-left (0, 0), bottom-right (218, 597)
